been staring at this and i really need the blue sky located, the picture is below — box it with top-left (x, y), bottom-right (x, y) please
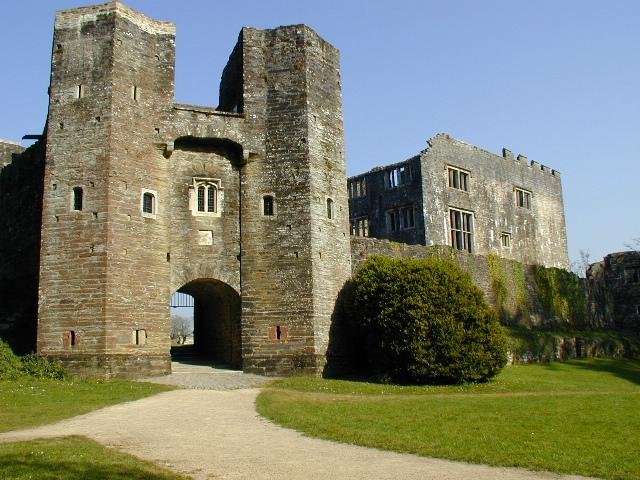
top-left (1, 1), bottom-right (638, 267)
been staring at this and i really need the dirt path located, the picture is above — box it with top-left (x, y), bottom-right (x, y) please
top-left (0, 385), bottom-right (596, 480)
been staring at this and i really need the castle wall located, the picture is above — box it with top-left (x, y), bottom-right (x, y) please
top-left (586, 252), bottom-right (640, 332)
top-left (38, 2), bottom-right (176, 376)
top-left (348, 156), bottom-right (425, 245)
top-left (0, 140), bottom-right (25, 169)
top-left (348, 134), bottom-right (569, 270)
top-left (0, 141), bottom-right (45, 353)
top-left (236, 25), bottom-right (351, 375)
top-left (421, 135), bottom-right (568, 269)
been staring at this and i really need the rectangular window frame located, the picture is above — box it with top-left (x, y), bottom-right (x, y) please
top-left (141, 188), bottom-right (158, 219)
top-left (190, 178), bottom-right (223, 218)
top-left (515, 187), bottom-right (532, 209)
top-left (447, 165), bottom-right (470, 192)
top-left (384, 164), bottom-right (412, 189)
top-left (449, 207), bottom-right (474, 253)
top-left (500, 232), bottom-right (511, 248)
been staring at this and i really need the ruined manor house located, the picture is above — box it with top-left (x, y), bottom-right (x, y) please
top-left (0, 1), bottom-right (569, 378)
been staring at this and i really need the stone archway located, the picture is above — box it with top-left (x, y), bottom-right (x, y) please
top-left (172, 278), bottom-right (242, 369)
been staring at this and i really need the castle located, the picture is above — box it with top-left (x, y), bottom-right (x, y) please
top-left (0, 1), bottom-right (570, 378)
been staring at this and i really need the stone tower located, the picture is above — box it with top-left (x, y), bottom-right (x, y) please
top-left (36, 2), bottom-right (351, 377)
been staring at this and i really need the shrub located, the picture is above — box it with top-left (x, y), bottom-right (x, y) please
top-left (20, 353), bottom-right (66, 380)
top-left (0, 339), bottom-right (66, 380)
top-left (0, 340), bottom-right (23, 380)
top-left (343, 256), bottom-right (508, 384)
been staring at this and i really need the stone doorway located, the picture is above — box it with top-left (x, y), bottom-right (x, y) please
top-left (170, 279), bottom-right (242, 369)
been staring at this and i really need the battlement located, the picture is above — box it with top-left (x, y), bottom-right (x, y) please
top-left (55, 1), bottom-right (175, 35)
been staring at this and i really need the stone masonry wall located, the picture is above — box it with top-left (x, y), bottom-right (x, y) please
top-left (348, 134), bottom-right (569, 270)
top-left (421, 134), bottom-right (568, 269)
top-left (586, 252), bottom-right (640, 332)
top-left (0, 140), bottom-right (25, 169)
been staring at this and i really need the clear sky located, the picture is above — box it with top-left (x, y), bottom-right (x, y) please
top-left (1, 1), bottom-right (638, 268)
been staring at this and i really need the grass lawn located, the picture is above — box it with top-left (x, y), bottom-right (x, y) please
top-left (0, 377), bottom-right (174, 433)
top-left (257, 359), bottom-right (640, 480)
top-left (0, 436), bottom-right (189, 479)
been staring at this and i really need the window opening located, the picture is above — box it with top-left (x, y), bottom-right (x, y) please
top-left (76, 84), bottom-right (84, 99)
top-left (449, 208), bottom-right (474, 252)
top-left (448, 166), bottom-right (469, 192)
top-left (142, 192), bottom-right (155, 214)
top-left (385, 165), bottom-right (411, 189)
top-left (206, 186), bottom-right (216, 212)
top-left (263, 195), bottom-right (274, 216)
top-left (72, 187), bottom-right (83, 211)
top-left (515, 188), bottom-right (532, 209)
top-left (401, 206), bottom-right (415, 229)
top-left (133, 329), bottom-right (147, 346)
top-left (387, 210), bottom-right (400, 232)
top-left (326, 198), bottom-right (334, 219)
top-left (501, 232), bottom-right (511, 248)
top-left (131, 85), bottom-right (139, 101)
top-left (351, 217), bottom-right (369, 237)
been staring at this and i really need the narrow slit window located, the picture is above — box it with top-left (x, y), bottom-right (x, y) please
top-left (133, 329), bottom-right (147, 346)
top-left (131, 85), bottom-right (139, 101)
top-left (76, 84), bottom-right (84, 99)
top-left (207, 186), bottom-right (216, 212)
top-left (326, 198), bottom-right (334, 219)
top-left (263, 195), bottom-right (274, 216)
top-left (197, 186), bottom-right (205, 212)
top-left (72, 187), bottom-right (83, 211)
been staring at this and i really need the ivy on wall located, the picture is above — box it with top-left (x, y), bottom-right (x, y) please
top-left (532, 265), bottom-right (587, 327)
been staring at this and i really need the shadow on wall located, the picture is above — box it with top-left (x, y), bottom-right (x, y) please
top-left (0, 140), bottom-right (46, 354)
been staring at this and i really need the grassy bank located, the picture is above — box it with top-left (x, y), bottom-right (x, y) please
top-left (257, 359), bottom-right (640, 480)
top-left (0, 436), bottom-right (189, 480)
top-left (0, 377), bottom-right (173, 433)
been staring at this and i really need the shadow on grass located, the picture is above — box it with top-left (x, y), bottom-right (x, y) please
top-left (565, 358), bottom-right (640, 386)
top-left (0, 436), bottom-right (185, 480)
top-left (0, 457), bottom-right (179, 480)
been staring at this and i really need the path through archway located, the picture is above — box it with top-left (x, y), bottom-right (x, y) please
top-left (170, 279), bottom-right (241, 369)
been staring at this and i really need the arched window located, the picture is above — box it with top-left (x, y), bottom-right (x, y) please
top-left (326, 198), bottom-right (334, 219)
top-left (206, 185), bottom-right (216, 213)
top-left (72, 187), bottom-right (83, 211)
top-left (142, 191), bottom-right (155, 214)
top-left (263, 195), bottom-right (274, 216)
top-left (196, 183), bottom-right (217, 213)
top-left (191, 178), bottom-right (222, 217)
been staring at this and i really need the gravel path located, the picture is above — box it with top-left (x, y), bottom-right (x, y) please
top-left (0, 363), bottom-right (598, 480)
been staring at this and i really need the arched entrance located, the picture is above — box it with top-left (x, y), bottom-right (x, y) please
top-left (170, 279), bottom-right (241, 369)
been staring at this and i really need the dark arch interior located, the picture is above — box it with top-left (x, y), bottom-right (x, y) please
top-left (172, 278), bottom-right (241, 369)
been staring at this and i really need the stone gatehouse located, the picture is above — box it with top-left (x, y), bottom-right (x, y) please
top-left (0, 1), bottom-right (570, 378)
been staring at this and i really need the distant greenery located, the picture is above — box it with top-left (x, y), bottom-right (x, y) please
top-left (532, 265), bottom-right (587, 326)
top-left (258, 359), bottom-right (640, 480)
top-left (0, 339), bottom-right (65, 380)
top-left (0, 436), bottom-right (189, 480)
top-left (342, 256), bottom-right (507, 384)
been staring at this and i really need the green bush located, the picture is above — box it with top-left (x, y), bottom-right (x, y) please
top-left (0, 339), bottom-right (66, 380)
top-left (0, 340), bottom-right (23, 380)
top-left (343, 256), bottom-right (508, 384)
